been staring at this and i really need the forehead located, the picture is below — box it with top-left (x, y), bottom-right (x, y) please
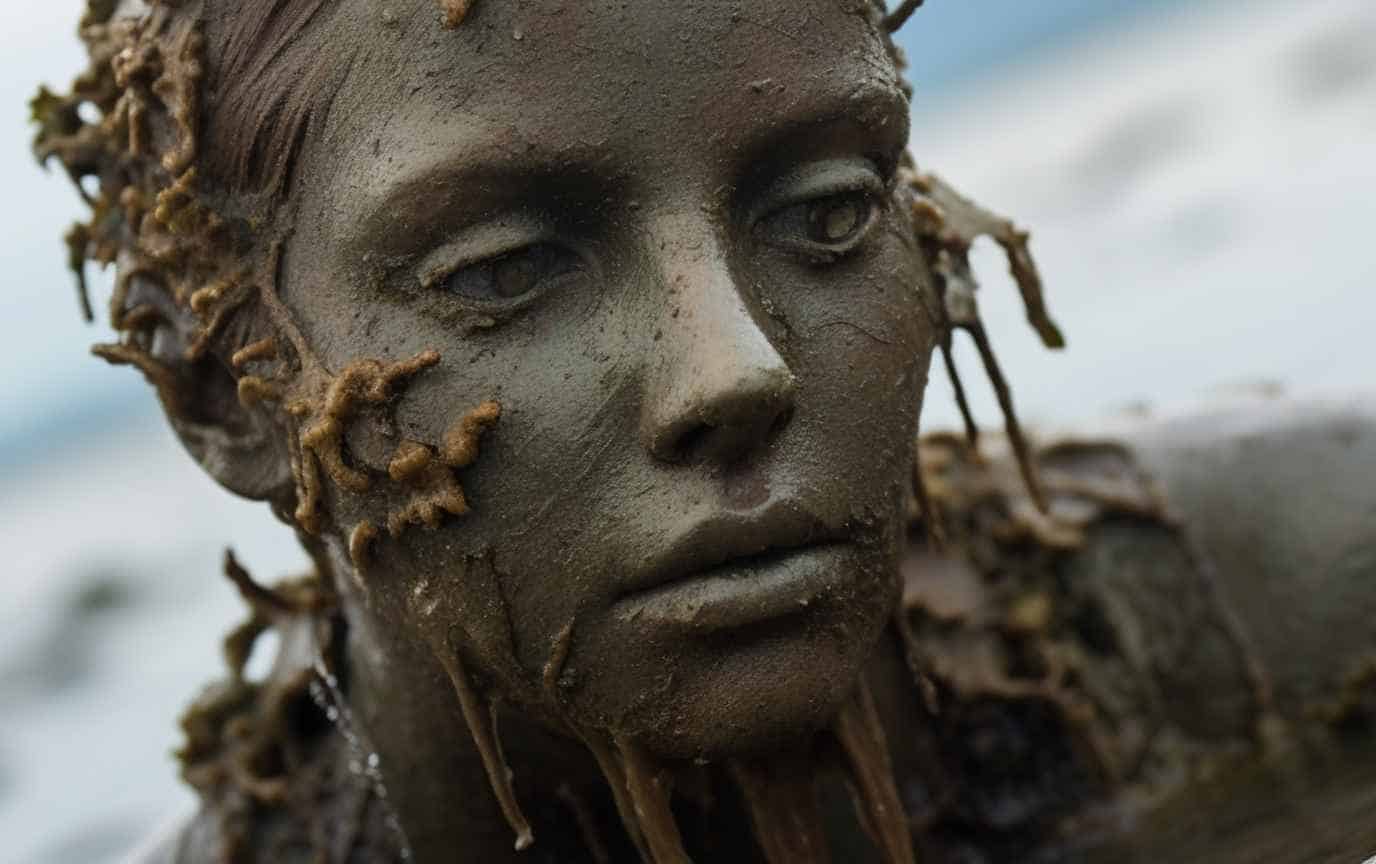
top-left (316, 0), bottom-right (903, 201)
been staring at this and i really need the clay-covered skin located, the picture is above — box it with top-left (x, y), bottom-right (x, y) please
top-left (284, 0), bottom-right (928, 754)
top-left (261, 0), bottom-right (932, 857)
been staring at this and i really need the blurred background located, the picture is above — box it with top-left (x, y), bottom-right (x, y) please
top-left (1, 0), bottom-right (1373, 860)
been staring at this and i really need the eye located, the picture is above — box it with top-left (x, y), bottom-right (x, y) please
top-left (757, 189), bottom-right (881, 263)
top-left (430, 243), bottom-right (580, 308)
top-left (807, 195), bottom-right (871, 245)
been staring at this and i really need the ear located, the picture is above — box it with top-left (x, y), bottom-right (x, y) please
top-left (120, 269), bottom-right (296, 504)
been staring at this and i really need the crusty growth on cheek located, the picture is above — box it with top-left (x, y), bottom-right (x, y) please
top-left (438, 0), bottom-right (477, 29)
top-left (34, 2), bottom-right (503, 545)
top-left (386, 439), bottom-right (433, 483)
top-left (348, 519), bottom-right (379, 575)
top-left (442, 399), bottom-right (502, 468)
top-left (285, 351), bottom-right (442, 528)
top-left (384, 401), bottom-right (503, 537)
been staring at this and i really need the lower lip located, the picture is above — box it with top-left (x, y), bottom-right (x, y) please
top-left (612, 543), bottom-right (854, 632)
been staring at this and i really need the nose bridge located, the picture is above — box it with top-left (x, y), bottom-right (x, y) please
top-left (640, 210), bottom-right (797, 465)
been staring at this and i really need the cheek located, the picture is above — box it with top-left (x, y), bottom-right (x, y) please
top-left (770, 231), bottom-right (935, 455)
top-left (367, 531), bottom-right (537, 693)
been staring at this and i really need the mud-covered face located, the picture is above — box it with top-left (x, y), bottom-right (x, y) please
top-left (283, 0), bottom-right (934, 757)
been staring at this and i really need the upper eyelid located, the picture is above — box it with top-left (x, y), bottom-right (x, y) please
top-left (414, 217), bottom-right (548, 289)
top-left (750, 160), bottom-right (886, 223)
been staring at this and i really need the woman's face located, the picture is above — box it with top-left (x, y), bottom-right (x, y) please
top-left (282, 0), bottom-right (934, 756)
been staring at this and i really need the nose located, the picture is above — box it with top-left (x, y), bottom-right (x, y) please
top-left (640, 220), bottom-right (798, 466)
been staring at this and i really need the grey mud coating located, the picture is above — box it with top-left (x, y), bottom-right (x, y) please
top-left (31, 0), bottom-right (1376, 862)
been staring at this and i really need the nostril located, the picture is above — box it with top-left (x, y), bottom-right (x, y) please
top-left (767, 404), bottom-right (795, 443)
top-left (673, 422), bottom-right (714, 463)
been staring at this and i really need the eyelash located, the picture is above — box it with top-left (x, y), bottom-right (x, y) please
top-left (425, 243), bottom-right (582, 311)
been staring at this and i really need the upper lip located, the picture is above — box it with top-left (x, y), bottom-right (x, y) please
top-left (618, 499), bottom-right (848, 601)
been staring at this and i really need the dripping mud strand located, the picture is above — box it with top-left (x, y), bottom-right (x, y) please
top-left (431, 640), bottom-right (536, 851)
top-left (584, 735), bottom-right (655, 862)
top-left (728, 752), bottom-right (833, 864)
top-left (616, 737), bottom-right (693, 864)
top-left (834, 682), bottom-right (917, 864)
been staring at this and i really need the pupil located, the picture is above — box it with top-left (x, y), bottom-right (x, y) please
top-left (820, 202), bottom-right (859, 241)
top-left (494, 255), bottom-right (536, 298)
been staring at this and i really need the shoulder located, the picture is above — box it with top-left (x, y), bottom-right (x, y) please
top-left (1119, 393), bottom-right (1376, 716)
top-left (911, 390), bottom-right (1376, 730)
top-left (1123, 392), bottom-right (1376, 546)
top-left (901, 393), bottom-right (1376, 857)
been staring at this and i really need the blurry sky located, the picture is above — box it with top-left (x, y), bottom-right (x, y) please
top-left (1, 1), bottom-right (1374, 861)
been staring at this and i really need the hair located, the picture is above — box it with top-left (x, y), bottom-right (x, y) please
top-left (34, 2), bottom-right (1077, 861)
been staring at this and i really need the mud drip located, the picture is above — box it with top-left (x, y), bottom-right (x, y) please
top-left (570, 685), bottom-right (918, 864)
top-left (541, 619), bottom-right (577, 701)
top-left (835, 683), bottom-right (917, 864)
top-left (584, 735), bottom-right (656, 862)
top-left (617, 738), bottom-right (693, 864)
top-left (430, 641), bottom-right (536, 851)
top-left (728, 752), bottom-right (831, 864)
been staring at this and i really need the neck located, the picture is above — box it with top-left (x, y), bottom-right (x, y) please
top-left (316, 533), bottom-right (926, 864)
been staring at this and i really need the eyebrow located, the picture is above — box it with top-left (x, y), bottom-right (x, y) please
top-left (348, 135), bottom-right (609, 259)
top-left (348, 82), bottom-right (910, 257)
top-left (728, 82), bottom-right (911, 177)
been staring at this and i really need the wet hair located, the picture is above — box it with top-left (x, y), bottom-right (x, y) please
top-left (34, 1), bottom-right (1072, 861)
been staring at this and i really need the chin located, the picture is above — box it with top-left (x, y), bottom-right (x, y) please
top-left (606, 578), bottom-right (896, 760)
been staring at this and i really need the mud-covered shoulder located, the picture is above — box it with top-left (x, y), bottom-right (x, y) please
top-left (1123, 395), bottom-right (1376, 723)
top-left (898, 397), bottom-right (1376, 859)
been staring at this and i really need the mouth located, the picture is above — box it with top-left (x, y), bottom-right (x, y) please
top-left (611, 501), bottom-right (853, 631)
